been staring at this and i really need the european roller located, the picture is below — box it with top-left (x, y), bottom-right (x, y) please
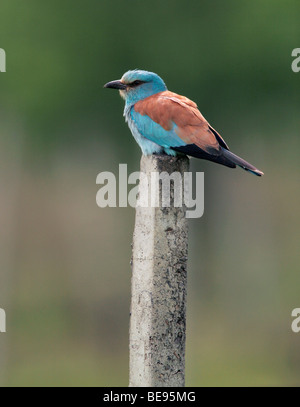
top-left (104, 70), bottom-right (264, 176)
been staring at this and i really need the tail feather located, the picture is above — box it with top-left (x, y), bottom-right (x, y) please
top-left (171, 143), bottom-right (264, 176)
top-left (221, 148), bottom-right (264, 177)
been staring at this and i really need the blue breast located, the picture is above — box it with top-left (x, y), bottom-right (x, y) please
top-left (124, 105), bottom-right (164, 155)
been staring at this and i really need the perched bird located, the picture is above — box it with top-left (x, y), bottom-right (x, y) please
top-left (104, 70), bottom-right (263, 176)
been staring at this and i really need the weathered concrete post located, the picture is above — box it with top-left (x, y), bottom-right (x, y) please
top-left (129, 154), bottom-right (189, 387)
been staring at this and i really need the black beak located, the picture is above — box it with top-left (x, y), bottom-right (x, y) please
top-left (104, 80), bottom-right (127, 90)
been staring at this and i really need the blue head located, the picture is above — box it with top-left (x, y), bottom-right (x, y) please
top-left (104, 70), bottom-right (167, 105)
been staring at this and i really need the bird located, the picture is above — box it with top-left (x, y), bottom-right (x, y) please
top-left (104, 70), bottom-right (264, 176)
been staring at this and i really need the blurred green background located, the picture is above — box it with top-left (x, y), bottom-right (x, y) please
top-left (0, 0), bottom-right (299, 387)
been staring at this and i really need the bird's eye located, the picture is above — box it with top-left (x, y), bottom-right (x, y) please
top-left (130, 80), bottom-right (144, 87)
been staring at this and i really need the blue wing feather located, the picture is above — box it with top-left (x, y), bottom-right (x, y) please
top-left (130, 108), bottom-right (186, 149)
